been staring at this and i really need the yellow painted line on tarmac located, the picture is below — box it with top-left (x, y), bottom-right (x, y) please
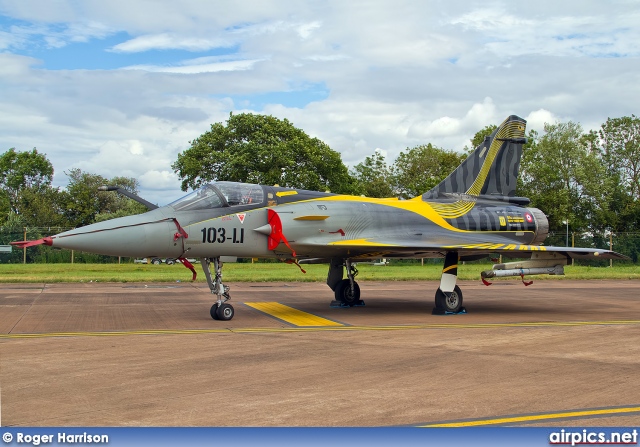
top-left (245, 302), bottom-right (344, 327)
top-left (421, 406), bottom-right (640, 427)
top-left (2, 319), bottom-right (640, 339)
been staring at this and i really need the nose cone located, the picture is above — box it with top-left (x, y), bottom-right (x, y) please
top-left (50, 208), bottom-right (185, 258)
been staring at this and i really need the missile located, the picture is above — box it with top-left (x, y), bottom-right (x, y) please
top-left (481, 265), bottom-right (565, 279)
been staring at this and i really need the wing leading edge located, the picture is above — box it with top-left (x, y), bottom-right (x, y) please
top-left (294, 241), bottom-right (627, 261)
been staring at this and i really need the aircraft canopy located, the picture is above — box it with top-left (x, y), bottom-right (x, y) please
top-left (169, 182), bottom-right (264, 211)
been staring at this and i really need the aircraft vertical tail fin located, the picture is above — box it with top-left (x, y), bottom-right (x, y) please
top-left (422, 115), bottom-right (527, 200)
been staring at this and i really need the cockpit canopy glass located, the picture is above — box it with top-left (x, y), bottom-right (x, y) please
top-left (169, 182), bottom-right (264, 211)
top-left (215, 182), bottom-right (264, 206)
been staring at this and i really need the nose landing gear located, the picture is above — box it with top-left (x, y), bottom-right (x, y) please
top-left (202, 257), bottom-right (234, 321)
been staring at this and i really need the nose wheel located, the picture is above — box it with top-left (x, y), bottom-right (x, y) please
top-left (211, 302), bottom-right (235, 321)
top-left (202, 257), bottom-right (234, 321)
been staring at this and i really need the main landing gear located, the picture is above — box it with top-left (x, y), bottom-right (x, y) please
top-left (432, 251), bottom-right (465, 315)
top-left (201, 257), bottom-right (234, 321)
top-left (326, 254), bottom-right (466, 314)
top-left (328, 259), bottom-right (365, 307)
top-left (434, 285), bottom-right (464, 313)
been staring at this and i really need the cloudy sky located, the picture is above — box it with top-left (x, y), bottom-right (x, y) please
top-left (1, 0), bottom-right (639, 205)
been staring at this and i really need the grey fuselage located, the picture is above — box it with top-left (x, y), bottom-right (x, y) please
top-left (47, 182), bottom-right (547, 262)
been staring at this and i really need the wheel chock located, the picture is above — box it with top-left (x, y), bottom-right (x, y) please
top-left (330, 300), bottom-right (366, 308)
top-left (330, 300), bottom-right (350, 308)
top-left (432, 306), bottom-right (467, 315)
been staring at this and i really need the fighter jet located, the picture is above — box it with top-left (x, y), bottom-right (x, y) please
top-left (13, 115), bottom-right (627, 320)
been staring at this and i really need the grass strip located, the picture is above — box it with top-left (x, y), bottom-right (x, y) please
top-left (0, 262), bottom-right (639, 283)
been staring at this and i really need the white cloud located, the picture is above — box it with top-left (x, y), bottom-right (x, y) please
top-left (111, 33), bottom-right (233, 53)
top-left (411, 116), bottom-right (462, 139)
top-left (0, 19), bottom-right (115, 51)
top-left (451, 8), bottom-right (534, 32)
top-left (449, 4), bottom-right (640, 61)
top-left (406, 99), bottom-right (498, 147)
top-left (0, 53), bottom-right (41, 76)
top-left (0, 0), bottom-right (639, 204)
top-left (297, 21), bottom-right (321, 39)
top-left (525, 109), bottom-right (560, 134)
top-left (124, 58), bottom-right (263, 74)
top-left (303, 54), bottom-right (349, 62)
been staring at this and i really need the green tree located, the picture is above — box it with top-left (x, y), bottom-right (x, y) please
top-left (173, 113), bottom-right (356, 193)
top-left (16, 186), bottom-right (69, 227)
top-left (518, 122), bottom-right (607, 233)
top-left (575, 130), bottom-right (613, 232)
top-left (2, 210), bottom-right (24, 231)
top-left (595, 115), bottom-right (640, 233)
top-left (63, 169), bottom-right (146, 227)
top-left (0, 189), bottom-right (10, 226)
top-left (94, 176), bottom-right (149, 222)
top-left (0, 148), bottom-right (54, 213)
top-left (392, 144), bottom-right (465, 199)
top-left (0, 211), bottom-right (25, 264)
top-left (94, 199), bottom-right (148, 223)
top-left (600, 115), bottom-right (640, 200)
top-left (351, 151), bottom-right (395, 197)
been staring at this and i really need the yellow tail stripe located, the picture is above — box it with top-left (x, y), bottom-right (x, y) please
top-left (245, 302), bottom-right (344, 327)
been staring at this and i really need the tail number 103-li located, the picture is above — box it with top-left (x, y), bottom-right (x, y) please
top-left (201, 227), bottom-right (245, 244)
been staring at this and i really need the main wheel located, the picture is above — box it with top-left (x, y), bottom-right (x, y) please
top-left (151, 258), bottom-right (162, 265)
top-left (335, 279), bottom-right (361, 306)
top-left (210, 304), bottom-right (220, 320)
top-left (216, 303), bottom-right (234, 321)
top-left (435, 286), bottom-right (463, 313)
top-left (165, 258), bottom-right (175, 265)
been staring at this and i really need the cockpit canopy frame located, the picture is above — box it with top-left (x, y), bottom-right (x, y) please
top-left (169, 182), bottom-right (265, 211)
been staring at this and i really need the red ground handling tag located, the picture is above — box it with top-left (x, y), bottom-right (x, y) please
top-left (267, 209), bottom-right (297, 258)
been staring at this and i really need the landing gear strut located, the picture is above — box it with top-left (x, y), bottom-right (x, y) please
top-left (433, 251), bottom-right (465, 315)
top-left (329, 259), bottom-right (364, 307)
top-left (202, 257), bottom-right (234, 321)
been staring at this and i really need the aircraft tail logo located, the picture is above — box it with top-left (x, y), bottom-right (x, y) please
top-left (422, 115), bottom-right (527, 201)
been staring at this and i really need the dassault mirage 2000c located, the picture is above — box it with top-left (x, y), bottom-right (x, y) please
top-left (14, 115), bottom-right (628, 321)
